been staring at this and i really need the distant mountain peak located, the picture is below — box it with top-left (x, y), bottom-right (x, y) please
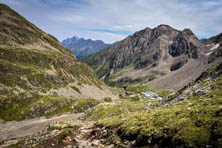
top-left (182, 28), bottom-right (195, 36)
top-left (156, 24), bottom-right (173, 29)
top-left (72, 35), bottom-right (80, 40)
top-left (61, 36), bottom-right (113, 59)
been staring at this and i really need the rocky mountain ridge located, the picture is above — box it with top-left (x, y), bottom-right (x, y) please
top-left (201, 33), bottom-right (222, 63)
top-left (62, 36), bottom-right (112, 59)
top-left (0, 4), bottom-right (71, 55)
top-left (83, 24), bottom-right (222, 90)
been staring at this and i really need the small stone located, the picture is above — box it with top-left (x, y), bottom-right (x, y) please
top-left (66, 136), bottom-right (72, 141)
top-left (92, 140), bottom-right (100, 146)
top-left (132, 140), bottom-right (136, 145)
top-left (74, 138), bottom-right (80, 143)
top-left (106, 144), bottom-right (115, 148)
top-left (123, 141), bottom-right (128, 144)
top-left (116, 140), bottom-right (120, 145)
top-left (187, 107), bottom-right (191, 110)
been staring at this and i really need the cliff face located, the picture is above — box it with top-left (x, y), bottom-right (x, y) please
top-left (201, 33), bottom-right (222, 63)
top-left (84, 24), bottom-right (220, 90)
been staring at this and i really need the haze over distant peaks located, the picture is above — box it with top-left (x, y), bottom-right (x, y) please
top-left (62, 36), bottom-right (113, 59)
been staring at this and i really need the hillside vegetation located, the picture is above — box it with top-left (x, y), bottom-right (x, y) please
top-left (0, 4), bottom-right (117, 121)
top-left (86, 63), bottom-right (222, 147)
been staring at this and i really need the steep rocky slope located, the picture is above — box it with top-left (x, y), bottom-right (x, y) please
top-left (201, 33), bottom-right (222, 63)
top-left (62, 36), bottom-right (112, 59)
top-left (83, 25), bottom-right (222, 90)
top-left (0, 4), bottom-right (69, 54)
top-left (0, 4), bottom-right (117, 121)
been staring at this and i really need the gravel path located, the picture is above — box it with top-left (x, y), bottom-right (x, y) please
top-left (0, 113), bottom-right (83, 142)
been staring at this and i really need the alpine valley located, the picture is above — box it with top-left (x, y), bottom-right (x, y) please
top-left (0, 3), bottom-right (222, 148)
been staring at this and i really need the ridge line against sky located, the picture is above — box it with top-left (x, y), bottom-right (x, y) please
top-left (0, 0), bottom-right (222, 43)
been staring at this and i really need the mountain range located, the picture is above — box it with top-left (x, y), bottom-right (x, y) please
top-left (62, 36), bottom-right (112, 59)
top-left (83, 25), bottom-right (222, 90)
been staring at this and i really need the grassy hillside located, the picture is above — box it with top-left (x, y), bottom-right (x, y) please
top-left (0, 4), bottom-right (117, 121)
top-left (0, 47), bottom-right (104, 121)
top-left (85, 63), bottom-right (222, 147)
top-left (3, 63), bottom-right (221, 148)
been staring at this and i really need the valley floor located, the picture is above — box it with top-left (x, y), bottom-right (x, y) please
top-left (0, 64), bottom-right (222, 148)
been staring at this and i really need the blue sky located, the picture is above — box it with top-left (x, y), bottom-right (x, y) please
top-left (0, 0), bottom-right (222, 43)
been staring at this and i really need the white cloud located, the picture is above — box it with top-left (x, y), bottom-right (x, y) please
top-left (0, 0), bottom-right (221, 42)
top-left (79, 31), bottom-right (127, 43)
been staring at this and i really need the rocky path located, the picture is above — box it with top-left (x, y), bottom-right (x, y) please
top-left (0, 103), bottom-right (119, 148)
top-left (0, 113), bottom-right (116, 148)
top-left (0, 113), bottom-right (83, 142)
top-left (30, 120), bottom-right (116, 148)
